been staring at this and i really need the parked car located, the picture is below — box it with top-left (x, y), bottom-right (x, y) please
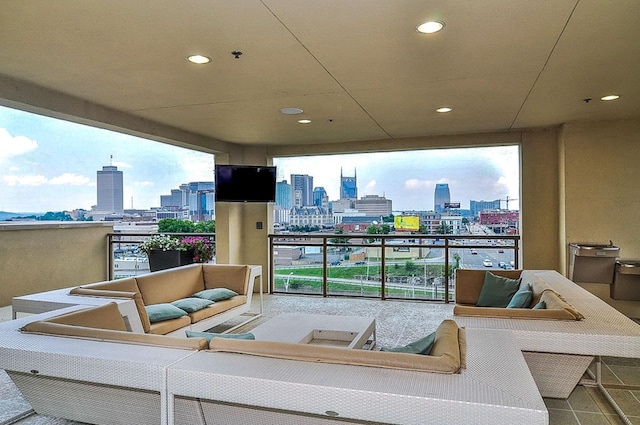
top-left (503, 264), bottom-right (514, 270)
top-left (330, 260), bottom-right (342, 266)
top-left (470, 249), bottom-right (478, 255)
top-left (354, 261), bottom-right (366, 265)
top-left (483, 259), bottom-right (493, 267)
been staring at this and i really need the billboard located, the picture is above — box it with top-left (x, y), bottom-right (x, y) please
top-left (394, 215), bottom-right (420, 231)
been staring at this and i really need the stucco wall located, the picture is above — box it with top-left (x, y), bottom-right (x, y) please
top-left (560, 118), bottom-right (640, 269)
top-left (0, 222), bottom-right (112, 306)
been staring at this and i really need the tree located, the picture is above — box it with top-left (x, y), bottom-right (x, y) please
top-left (329, 227), bottom-right (349, 244)
top-left (435, 223), bottom-right (453, 234)
top-left (158, 218), bottom-right (195, 233)
top-left (194, 220), bottom-right (216, 233)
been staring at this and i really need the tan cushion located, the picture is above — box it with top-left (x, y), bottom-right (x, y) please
top-left (147, 315), bottom-right (192, 335)
top-left (202, 264), bottom-right (250, 295)
top-left (21, 321), bottom-right (206, 350)
top-left (136, 264), bottom-right (205, 305)
top-left (453, 304), bottom-right (581, 320)
top-left (541, 290), bottom-right (584, 320)
top-left (208, 319), bottom-right (463, 374)
top-left (187, 296), bottom-right (246, 322)
top-left (69, 289), bottom-right (151, 333)
top-left (455, 269), bottom-right (522, 305)
top-left (70, 277), bottom-right (140, 294)
top-left (45, 303), bottom-right (127, 331)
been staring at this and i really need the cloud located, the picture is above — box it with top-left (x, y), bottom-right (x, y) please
top-left (49, 173), bottom-right (91, 185)
top-left (404, 179), bottom-right (434, 190)
top-left (364, 179), bottom-right (377, 193)
top-left (0, 128), bottom-right (38, 160)
top-left (112, 161), bottom-right (132, 169)
top-left (3, 174), bottom-right (47, 186)
top-left (3, 173), bottom-right (90, 186)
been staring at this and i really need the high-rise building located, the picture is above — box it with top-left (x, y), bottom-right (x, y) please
top-left (470, 199), bottom-right (501, 218)
top-left (434, 183), bottom-right (450, 213)
top-left (290, 174), bottom-right (313, 207)
top-left (313, 187), bottom-right (328, 208)
top-left (275, 180), bottom-right (291, 209)
top-left (340, 168), bottom-right (357, 199)
top-left (354, 194), bottom-right (392, 217)
top-left (96, 165), bottom-right (123, 214)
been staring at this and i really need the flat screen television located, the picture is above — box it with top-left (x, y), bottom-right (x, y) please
top-left (214, 165), bottom-right (277, 202)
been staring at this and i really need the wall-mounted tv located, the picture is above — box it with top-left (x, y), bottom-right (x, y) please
top-left (214, 165), bottom-right (277, 203)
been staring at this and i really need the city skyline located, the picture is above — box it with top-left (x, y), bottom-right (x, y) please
top-left (1, 105), bottom-right (520, 214)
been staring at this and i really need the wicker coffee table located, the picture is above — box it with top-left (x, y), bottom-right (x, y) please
top-left (249, 313), bottom-right (376, 349)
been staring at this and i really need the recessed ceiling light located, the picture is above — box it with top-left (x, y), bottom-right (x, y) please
top-left (436, 107), bottom-right (452, 113)
top-left (600, 94), bottom-right (620, 101)
top-left (297, 119), bottom-right (312, 124)
top-left (280, 107), bottom-right (304, 115)
top-left (416, 21), bottom-right (445, 34)
top-left (187, 55), bottom-right (211, 64)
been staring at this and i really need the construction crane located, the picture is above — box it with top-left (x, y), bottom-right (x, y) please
top-left (496, 196), bottom-right (518, 210)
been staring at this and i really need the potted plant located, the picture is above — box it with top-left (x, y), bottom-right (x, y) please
top-left (180, 236), bottom-right (215, 263)
top-left (137, 234), bottom-right (193, 272)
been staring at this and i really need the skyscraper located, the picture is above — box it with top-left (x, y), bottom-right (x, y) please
top-left (434, 183), bottom-right (450, 213)
top-left (96, 165), bottom-right (123, 214)
top-left (313, 187), bottom-right (328, 208)
top-left (290, 174), bottom-right (313, 207)
top-left (275, 180), bottom-right (291, 209)
top-left (340, 168), bottom-right (357, 199)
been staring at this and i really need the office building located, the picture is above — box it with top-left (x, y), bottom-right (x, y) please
top-left (313, 187), bottom-right (328, 208)
top-left (434, 184), bottom-right (450, 213)
top-left (353, 194), bottom-right (392, 217)
top-left (96, 165), bottom-right (123, 214)
top-left (340, 169), bottom-right (357, 199)
top-left (290, 174), bottom-right (314, 207)
top-left (470, 200), bottom-right (502, 218)
top-left (275, 180), bottom-right (291, 209)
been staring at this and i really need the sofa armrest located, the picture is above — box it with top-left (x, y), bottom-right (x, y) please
top-left (21, 321), bottom-right (207, 350)
top-left (453, 304), bottom-right (581, 320)
top-left (69, 289), bottom-right (151, 333)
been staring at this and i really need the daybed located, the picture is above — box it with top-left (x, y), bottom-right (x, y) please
top-left (453, 269), bottom-right (640, 400)
top-left (69, 263), bottom-right (258, 336)
top-left (0, 303), bottom-right (548, 425)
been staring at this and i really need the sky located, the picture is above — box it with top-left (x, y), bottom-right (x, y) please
top-left (0, 104), bottom-right (520, 213)
top-left (0, 106), bottom-right (215, 212)
top-left (274, 147), bottom-right (520, 212)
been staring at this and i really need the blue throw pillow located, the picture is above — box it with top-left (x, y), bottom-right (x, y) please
top-left (192, 288), bottom-right (239, 302)
top-left (380, 332), bottom-right (436, 355)
top-left (185, 330), bottom-right (255, 343)
top-left (532, 300), bottom-right (547, 309)
top-left (507, 285), bottom-right (533, 308)
top-left (145, 303), bottom-right (187, 323)
top-left (171, 297), bottom-right (214, 313)
top-left (476, 272), bottom-right (522, 308)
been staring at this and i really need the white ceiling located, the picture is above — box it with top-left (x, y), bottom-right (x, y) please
top-left (1, 0), bottom-right (639, 149)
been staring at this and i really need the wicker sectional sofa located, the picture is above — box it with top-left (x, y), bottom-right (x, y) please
top-left (0, 294), bottom-right (548, 425)
top-left (453, 269), bottom-right (640, 400)
top-left (69, 263), bottom-right (256, 336)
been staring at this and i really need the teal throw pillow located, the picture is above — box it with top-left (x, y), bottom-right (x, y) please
top-left (171, 297), bottom-right (214, 313)
top-left (380, 332), bottom-right (436, 355)
top-left (185, 330), bottom-right (255, 343)
top-left (507, 284), bottom-right (533, 308)
top-left (532, 300), bottom-right (547, 309)
top-left (145, 303), bottom-right (187, 323)
top-left (476, 272), bottom-right (522, 308)
top-left (192, 288), bottom-right (239, 302)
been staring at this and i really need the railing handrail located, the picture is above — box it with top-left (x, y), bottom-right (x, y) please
top-left (268, 232), bottom-right (520, 302)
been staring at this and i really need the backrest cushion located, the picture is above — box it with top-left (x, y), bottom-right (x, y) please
top-left (475, 272), bottom-right (521, 307)
top-left (455, 269), bottom-right (522, 304)
top-left (46, 303), bottom-right (127, 331)
top-left (136, 264), bottom-right (205, 305)
top-left (202, 265), bottom-right (250, 295)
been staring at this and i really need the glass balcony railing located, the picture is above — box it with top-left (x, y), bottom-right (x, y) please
top-left (268, 234), bottom-right (520, 303)
top-left (107, 232), bottom-right (216, 280)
